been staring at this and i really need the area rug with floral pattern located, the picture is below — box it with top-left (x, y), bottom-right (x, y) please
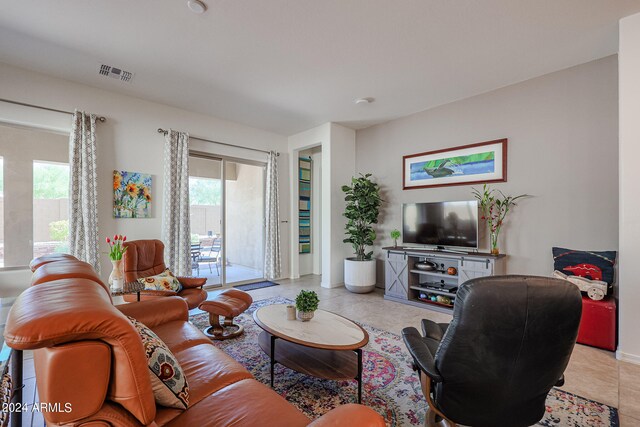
top-left (189, 296), bottom-right (619, 427)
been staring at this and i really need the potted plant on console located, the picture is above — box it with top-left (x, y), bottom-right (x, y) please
top-left (390, 229), bottom-right (401, 248)
top-left (342, 173), bottom-right (382, 293)
top-left (472, 184), bottom-right (528, 255)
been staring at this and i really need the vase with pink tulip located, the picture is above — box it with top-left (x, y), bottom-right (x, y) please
top-left (106, 234), bottom-right (127, 292)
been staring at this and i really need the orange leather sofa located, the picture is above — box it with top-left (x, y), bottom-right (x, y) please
top-left (5, 254), bottom-right (385, 427)
top-left (122, 240), bottom-right (207, 309)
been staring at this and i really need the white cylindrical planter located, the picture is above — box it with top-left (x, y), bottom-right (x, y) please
top-left (344, 258), bottom-right (376, 293)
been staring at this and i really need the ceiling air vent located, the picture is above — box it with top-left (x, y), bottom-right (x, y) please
top-left (98, 64), bottom-right (134, 83)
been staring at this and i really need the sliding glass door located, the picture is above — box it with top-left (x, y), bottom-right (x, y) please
top-left (225, 162), bottom-right (264, 283)
top-left (189, 154), bottom-right (265, 286)
top-left (189, 156), bottom-right (223, 285)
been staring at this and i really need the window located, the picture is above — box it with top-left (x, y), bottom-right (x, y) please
top-left (189, 175), bottom-right (222, 244)
top-left (189, 176), bottom-right (222, 206)
top-left (33, 161), bottom-right (70, 260)
top-left (0, 123), bottom-right (69, 268)
top-left (189, 161), bottom-right (224, 285)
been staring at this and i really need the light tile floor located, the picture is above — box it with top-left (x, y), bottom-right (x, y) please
top-left (13, 274), bottom-right (640, 426)
top-left (192, 263), bottom-right (263, 286)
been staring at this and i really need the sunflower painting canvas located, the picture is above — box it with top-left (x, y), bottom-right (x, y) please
top-left (113, 170), bottom-right (152, 218)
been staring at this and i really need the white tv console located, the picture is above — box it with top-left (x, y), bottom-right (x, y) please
top-left (383, 246), bottom-right (506, 314)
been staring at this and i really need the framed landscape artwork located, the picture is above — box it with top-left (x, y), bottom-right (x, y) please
top-left (403, 139), bottom-right (507, 190)
top-left (113, 170), bottom-right (152, 218)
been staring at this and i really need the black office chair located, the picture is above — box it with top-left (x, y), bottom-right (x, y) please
top-left (403, 275), bottom-right (582, 427)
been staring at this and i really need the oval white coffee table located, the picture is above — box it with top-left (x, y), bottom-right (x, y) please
top-left (253, 304), bottom-right (369, 403)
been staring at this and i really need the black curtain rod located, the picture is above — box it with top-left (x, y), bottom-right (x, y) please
top-left (0, 98), bottom-right (106, 122)
top-left (157, 128), bottom-right (279, 156)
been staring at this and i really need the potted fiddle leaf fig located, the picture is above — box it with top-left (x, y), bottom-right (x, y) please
top-left (342, 173), bottom-right (382, 293)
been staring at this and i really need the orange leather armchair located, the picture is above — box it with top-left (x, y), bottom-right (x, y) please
top-left (123, 239), bottom-right (207, 309)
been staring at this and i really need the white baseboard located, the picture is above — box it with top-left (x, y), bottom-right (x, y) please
top-left (616, 350), bottom-right (640, 365)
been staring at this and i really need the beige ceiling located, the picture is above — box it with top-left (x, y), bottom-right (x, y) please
top-left (0, 1), bottom-right (639, 135)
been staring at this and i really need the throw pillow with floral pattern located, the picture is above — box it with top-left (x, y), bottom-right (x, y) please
top-left (137, 268), bottom-right (182, 292)
top-left (127, 316), bottom-right (189, 409)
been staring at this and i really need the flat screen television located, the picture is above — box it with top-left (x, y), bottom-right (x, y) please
top-left (402, 201), bottom-right (478, 249)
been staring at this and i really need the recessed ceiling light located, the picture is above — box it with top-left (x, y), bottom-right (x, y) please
top-left (187, 0), bottom-right (207, 14)
top-left (354, 97), bottom-right (374, 105)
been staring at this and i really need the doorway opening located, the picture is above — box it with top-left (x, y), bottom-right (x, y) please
top-left (293, 145), bottom-right (322, 278)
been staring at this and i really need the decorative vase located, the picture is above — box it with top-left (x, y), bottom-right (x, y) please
top-left (286, 305), bottom-right (296, 320)
top-left (490, 230), bottom-right (500, 255)
top-left (297, 310), bottom-right (314, 322)
top-left (109, 259), bottom-right (124, 292)
top-left (344, 258), bottom-right (377, 293)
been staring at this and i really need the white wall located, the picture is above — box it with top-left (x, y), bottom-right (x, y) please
top-left (0, 61), bottom-right (289, 283)
top-left (356, 56), bottom-right (619, 285)
top-left (619, 13), bottom-right (640, 363)
top-left (326, 123), bottom-right (356, 286)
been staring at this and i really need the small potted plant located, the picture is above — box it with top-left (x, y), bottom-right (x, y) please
top-left (342, 173), bottom-right (382, 293)
top-left (390, 229), bottom-right (401, 248)
top-left (295, 290), bottom-right (319, 321)
top-left (472, 184), bottom-right (528, 255)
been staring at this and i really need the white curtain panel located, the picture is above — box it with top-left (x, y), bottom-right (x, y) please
top-left (69, 110), bottom-right (100, 272)
top-left (264, 151), bottom-right (281, 279)
top-left (162, 129), bottom-right (192, 276)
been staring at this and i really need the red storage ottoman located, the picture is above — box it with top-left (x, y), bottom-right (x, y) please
top-left (577, 295), bottom-right (616, 351)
